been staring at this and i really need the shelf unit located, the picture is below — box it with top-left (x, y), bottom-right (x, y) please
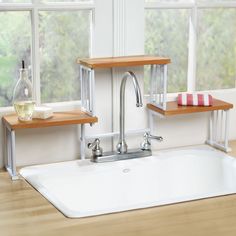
top-left (4, 54), bottom-right (232, 179)
top-left (147, 99), bottom-right (233, 153)
top-left (2, 110), bottom-right (97, 180)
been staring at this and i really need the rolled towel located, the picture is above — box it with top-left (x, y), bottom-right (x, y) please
top-left (177, 93), bottom-right (213, 106)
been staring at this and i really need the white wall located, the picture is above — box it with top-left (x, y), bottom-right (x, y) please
top-left (0, 0), bottom-right (236, 169)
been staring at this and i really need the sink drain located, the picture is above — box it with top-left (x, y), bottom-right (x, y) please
top-left (122, 168), bottom-right (130, 173)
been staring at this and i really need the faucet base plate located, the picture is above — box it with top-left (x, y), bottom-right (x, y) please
top-left (91, 149), bottom-right (152, 163)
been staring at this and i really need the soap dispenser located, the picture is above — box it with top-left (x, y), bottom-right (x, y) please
top-left (13, 61), bottom-right (35, 122)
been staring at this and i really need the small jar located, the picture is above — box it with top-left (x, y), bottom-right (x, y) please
top-left (13, 61), bottom-right (35, 122)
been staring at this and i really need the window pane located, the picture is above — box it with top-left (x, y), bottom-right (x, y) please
top-left (196, 9), bottom-right (236, 90)
top-left (39, 11), bottom-right (91, 103)
top-left (0, 12), bottom-right (31, 107)
top-left (145, 9), bottom-right (189, 93)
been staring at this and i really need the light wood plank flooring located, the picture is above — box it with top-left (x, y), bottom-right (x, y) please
top-left (1, 142), bottom-right (236, 236)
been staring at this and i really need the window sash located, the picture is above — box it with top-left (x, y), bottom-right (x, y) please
top-left (0, 1), bottom-right (94, 106)
top-left (145, 1), bottom-right (236, 93)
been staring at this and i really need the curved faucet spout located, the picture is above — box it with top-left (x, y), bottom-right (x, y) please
top-left (116, 71), bottom-right (143, 154)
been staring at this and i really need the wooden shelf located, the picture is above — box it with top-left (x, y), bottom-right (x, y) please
top-left (147, 99), bottom-right (233, 116)
top-left (2, 109), bottom-right (98, 130)
top-left (77, 55), bottom-right (171, 69)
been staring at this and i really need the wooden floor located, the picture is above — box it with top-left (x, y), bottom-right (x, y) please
top-left (2, 142), bottom-right (236, 236)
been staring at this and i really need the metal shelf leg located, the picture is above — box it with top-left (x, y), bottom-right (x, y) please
top-left (224, 110), bottom-right (230, 152)
top-left (5, 127), bottom-right (19, 180)
top-left (206, 110), bottom-right (231, 153)
top-left (80, 124), bottom-right (85, 160)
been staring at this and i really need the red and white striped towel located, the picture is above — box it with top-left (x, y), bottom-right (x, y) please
top-left (177, 93), bottom-right (213, 106)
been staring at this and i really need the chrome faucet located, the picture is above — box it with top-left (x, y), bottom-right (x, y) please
top-left (116, 71), bottom-right (143, 154)
top-left (88, 71), bottom-right (163, 163)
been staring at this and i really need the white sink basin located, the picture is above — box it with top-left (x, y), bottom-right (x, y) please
top-left (20, 147), bottom-right (236, 218)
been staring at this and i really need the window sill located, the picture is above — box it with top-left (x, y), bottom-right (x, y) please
top-left (0, 100), bottom-right (81, 116)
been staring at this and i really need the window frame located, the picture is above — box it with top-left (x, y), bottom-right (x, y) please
top-left (144, 0), bottom-right (236, 94)
top-left (0, 0), bottom-right (95, 111)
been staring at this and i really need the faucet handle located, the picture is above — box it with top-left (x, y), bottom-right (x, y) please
top-left (147, 133), bottom-right (163, 142)
top-left (140, 132), bottom-right (163, 151)
top-left (88, 138), bottom-right (103, 158)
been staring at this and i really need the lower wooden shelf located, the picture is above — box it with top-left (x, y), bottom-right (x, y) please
top-left (147, 98), bottom-right (233, 116)
top-left (147, 98), bottom-right (233, 153)
top-left (2, 109), bottom-right (98, 130)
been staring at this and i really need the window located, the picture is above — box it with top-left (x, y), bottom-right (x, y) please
top-left (145, 0), bottom-right (236, 93)
top-left (0, 0), bottom-right (93, 107)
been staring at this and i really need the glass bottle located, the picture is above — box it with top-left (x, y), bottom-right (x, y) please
top-left (13, 61), bottom-right (35, 122)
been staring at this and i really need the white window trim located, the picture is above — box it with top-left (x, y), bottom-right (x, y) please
top-left (145, 0), bottom-right (236, 94)
top-left (0, 2), bottom-right (95, 10)
top-left (0, 1), bottom-right (95, 111)
top-left (145, 1), bottom-right (236, 9)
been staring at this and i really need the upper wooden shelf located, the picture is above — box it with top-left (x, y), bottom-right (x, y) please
top-left (77, 55), bottom-right (171, 69)
top-left (147, 99), bottom-right (233, 116)
top-left (2, 109), bottom-right (98, 130)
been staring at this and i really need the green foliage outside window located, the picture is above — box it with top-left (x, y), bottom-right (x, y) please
top-left (196, 8), bottom-right (236, 90)
top-left (145, 9), bottom-right (189, 93)
top-left (39, 11), bottom-right (90, 103)
top-left (0, 12), bottom-right (31, 107)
